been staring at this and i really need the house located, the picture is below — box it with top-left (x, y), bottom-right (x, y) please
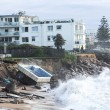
top-left (0, 14), bottom-right (86, 50)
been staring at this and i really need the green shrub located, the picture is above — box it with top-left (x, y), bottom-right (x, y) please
top-left (31, 47), bottom-right (44, 57)
top-left (0, 45), bottom-right (3, 49)
top-left (7, 43), bottom-right (18, 49)
top-left (18, 44), bottom-right (37, 48)
top-left (62, 53), bottom-right (77, 64)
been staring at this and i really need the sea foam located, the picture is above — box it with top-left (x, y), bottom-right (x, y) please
top-left (53, 67), bottom-right (110, 110)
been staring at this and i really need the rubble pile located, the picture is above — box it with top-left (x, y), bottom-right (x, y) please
top-left (0, 60), bottom-right (51, 109)
top-left (0, 85), bottom-right (46, 110)
top-left (0, 61), bottom-right (44, 108)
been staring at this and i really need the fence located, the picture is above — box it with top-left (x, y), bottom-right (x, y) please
top-left (0, 47), bottom-right (65, 58)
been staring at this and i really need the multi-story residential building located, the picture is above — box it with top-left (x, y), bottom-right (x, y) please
top-left (0, 14), bottom-right (86, 50)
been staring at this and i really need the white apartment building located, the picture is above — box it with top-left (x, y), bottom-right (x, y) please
top-left (0, 14), bottom-right (86, 50)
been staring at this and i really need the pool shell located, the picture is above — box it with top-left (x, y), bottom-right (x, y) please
top-left (17, 64), bottom-right (52, 83)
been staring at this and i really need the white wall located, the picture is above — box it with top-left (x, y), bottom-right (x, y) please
top-left (41, 22), bottom-right (75, 50)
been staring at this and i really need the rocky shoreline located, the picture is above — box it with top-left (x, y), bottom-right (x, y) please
top-left (0, 54), bottom-right (110, 109)
top-left (53, 57), bottom-right (110, 82)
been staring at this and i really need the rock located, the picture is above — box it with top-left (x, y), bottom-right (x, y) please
top-left (54, 57), bottom-right (110, 81)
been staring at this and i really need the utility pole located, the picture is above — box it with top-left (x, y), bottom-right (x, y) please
top-left (4, 43), bottom-right (7, 58)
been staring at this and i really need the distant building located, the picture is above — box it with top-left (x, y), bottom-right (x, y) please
top-left (86, 29), bottom-right (97, 44)
top-left (0, 14), bottom-right (86, 50)
top-left (85, 29), bottom-right (97, 49)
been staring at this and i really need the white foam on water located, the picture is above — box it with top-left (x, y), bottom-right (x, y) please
top-left (53, 67), bottom-right (110, 110)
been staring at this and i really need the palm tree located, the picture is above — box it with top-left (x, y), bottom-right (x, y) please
top-left (53, 34), bottom-right (65, 50)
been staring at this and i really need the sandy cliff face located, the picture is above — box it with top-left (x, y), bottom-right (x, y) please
top-left (31, 58), bottom-right (62, 74)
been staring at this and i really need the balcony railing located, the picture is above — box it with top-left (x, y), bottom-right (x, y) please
top-left (0, 22), bottom-right (19, 27)
top-left (75, 40), bottom-right (85, 44)
top-left (0, 41), bottom-right (20, 46)
top-left (75, 30), bottom-right (85, 34)
top-left (0, 32), bottom-right (19, 36)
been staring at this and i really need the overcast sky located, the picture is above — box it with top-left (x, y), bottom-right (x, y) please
top-left (0, 0), bottom-right (110, 29)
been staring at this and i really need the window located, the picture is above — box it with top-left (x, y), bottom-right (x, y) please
top-left (25, 27), bottom-right (28, 32)
top-left (15, 37), bottom-right (19, 40)
top-left (1, 18), bottom-right (3, 21)
top-left (9, 37), bottom-right (12, 42)
top-left (3, 37), bottom-right (12, 42)
top-left (48, 26), bottom-right (53, 31)
top-left (22, 37), bottom-right (29, 42)
top-left (14, 27), bottom-right (19, 31)
top-left (32, 26), bottom-right (38, 32)
top-left (48, 36), bottom-right (50, 41)
top-left (5, 37), bottom-right (8, 42)
top-left (8, 18), bottom-right (12, 22)
top-left (75, 41), bottom-right (79, 44)
top-left (0, 37), bottom-right (4, 42)
top-left (79, 26), bottom-right (83, 30)
top-left (5, 18), bottom-right (7, 21)
top-left (75, 25), bottom-right (78, 30)
top-left (47, 35), bottom-right (54, 41)
top-left (32, 36), bottom-right (35, 41)
top-left (22, 27), bottom-right (29, 32)
top-left (14, 17), bottom-right (19, 22)
top-left (56, 25), bottom-right (62, 30)
top-left (5, 29), bottom-right (8, 32)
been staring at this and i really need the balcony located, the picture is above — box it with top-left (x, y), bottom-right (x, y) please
top-left (0, 42), bottom-right (12, 46)
top-left (12, 41), bottom-right (20, 45)
top-left (75, 40), bottom-right (85, 44)
top-left (0, 32), bottom-right (19, 37)
top-left (0, 22), bottom-right (19, 27)
top-left (75, 30), bottom-right (85, 34)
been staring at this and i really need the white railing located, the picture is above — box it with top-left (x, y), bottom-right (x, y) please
top-left (0, 32), bottom-right (19, 36)
top-left (0, 22), bottom-right (19, 27)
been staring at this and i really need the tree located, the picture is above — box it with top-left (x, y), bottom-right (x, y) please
top-left (53, 34), bottom-right (65, 50)
top-left (96, 16), bottom-right (110, 47)
top-left (18, 11), bottom-right (26, 16)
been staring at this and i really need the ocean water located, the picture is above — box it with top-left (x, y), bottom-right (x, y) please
top-left (53, 67), bottom-right (110, 110)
